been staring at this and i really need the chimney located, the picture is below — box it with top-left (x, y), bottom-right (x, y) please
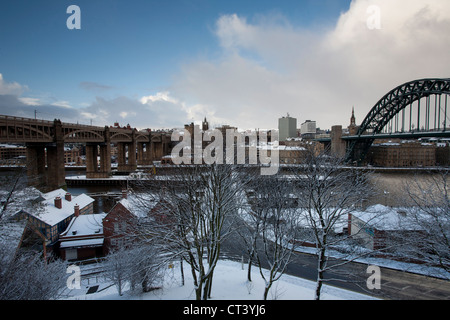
top-left (122, 189), bottom-right (128, 199)
top-left (65, 192), bottom-right (72, 202)
top-left (74, 204), bottom-right (80, 217)
top-left (54, 196), bottom-right (62, 209)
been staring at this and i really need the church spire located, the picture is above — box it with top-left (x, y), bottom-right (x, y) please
top-left (202, 116), bottom-right (209, 131)
top-left (350, 106), bottom-right (356, 126)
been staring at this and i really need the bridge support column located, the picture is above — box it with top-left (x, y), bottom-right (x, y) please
top-left (117, 129), bottom-right (137, 172)
top-left (86, 126), bottom-right (112, 179)
top-left (99, 142), bottom-right (111, 176)
top-left (26, 144), bottom-right (46, 189)
top-left (86, 143), bottom-right (111, 179)
top-left (137, 142), bottom-right (144, 165)
top-left (26, 120), bottom-right (66, 191)
top-left (85, 144), bottom-right (97, 176)
top-left (46, 119), bottom-right (66, 190)
top-left (331, 125), bottom-right (346, 158)
top-left (151, 140), bottom-right (164, 161)
top-left (46, 142), bottom-right (66, 190)
top-left (137, 142), bottom-right (153, 165)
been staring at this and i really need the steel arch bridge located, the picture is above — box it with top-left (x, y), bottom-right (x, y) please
top-left (346, 78), bottom-right (450, 163)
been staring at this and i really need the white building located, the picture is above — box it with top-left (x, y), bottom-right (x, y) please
top-left (300, 120), bottom-right (316, 138)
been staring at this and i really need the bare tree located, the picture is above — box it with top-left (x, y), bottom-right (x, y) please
top-left (0, 244), bottom-right (68, 300)
top-left (134, 163), bottom-right (248, 300)
top-left (104, 247), bottom-right (129, 296)
top-left (132, 244), bottom-right (166, 293)
top-left (236, 186), bottom-right (262, 283)
top-left (401, 170), bottom-right (450, 276)
top-left (291, 151), bottom-right (374, 300)
top-left (249, 174), bottom-right (301, 300)
top-left (104, 243), bottom-right (164, 296)
top-left (0, 167), bottom-right (68, 300)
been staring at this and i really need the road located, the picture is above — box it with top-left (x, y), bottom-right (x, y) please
top-left (286, 250), bottom-right (450, 300)
top-left (222, 245), bottom-right (450, 300)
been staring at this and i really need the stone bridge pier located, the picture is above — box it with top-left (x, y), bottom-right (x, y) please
top-left (85, 127), bottom-right (112, 179)
top-left (85, 143), bottom-right (111, 178)
top-left (117, 129), bottom-right (137, 173)
top-left (150, 134), bottom-right (170, 161)
top-left (26, 120), bottom-right (66, 191)
top-left (137, 142), bottom-right (152, 165)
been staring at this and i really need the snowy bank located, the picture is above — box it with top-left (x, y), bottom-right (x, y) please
top-left (65, 259), bottom-right (377, 301)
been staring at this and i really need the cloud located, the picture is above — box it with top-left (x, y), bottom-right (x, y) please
top-left (18, 97), bottom-right (42, 106)
top-left (79, 81), bottom-right (114, 92)
top-left (78, 93), bottom-right (189, 129)
top-left (3, 0), bottom-right (450, 132)
top-left (51, 101), bottom-right (73, 109)
top-left (0, 73), bottom-right (27, 96)
top-left (0, 93), bottom-right (81, 121)
top-left (140, 91), bottom-right (179, 105)
top-left (172, 0), bottom-right (450, 130)
top-left (0, 73), bottom-right (190, 129)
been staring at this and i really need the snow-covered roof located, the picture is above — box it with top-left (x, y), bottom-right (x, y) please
top-left (29, 188), bottom-right (95, 226)
top-left (60, 213), bottom-right (106, 238)
top-left (351, 205), bottom-right (421, 231)
top-left (118, 193), bottom-right (159, 218)
top-left (60, 238), bottom-right (104, 249)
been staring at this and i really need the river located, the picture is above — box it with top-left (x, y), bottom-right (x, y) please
top-left (1, 167), bottom-right (447, 213)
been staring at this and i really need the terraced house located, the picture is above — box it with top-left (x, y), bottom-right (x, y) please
top-left (18, 188), bottom-right (94, 259)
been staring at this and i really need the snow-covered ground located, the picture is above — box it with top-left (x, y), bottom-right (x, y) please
top-left (64, 259), bottom-right (377, 300)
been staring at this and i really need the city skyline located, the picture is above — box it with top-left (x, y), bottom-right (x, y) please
top-left (0, 0), bottom-right (449, 131)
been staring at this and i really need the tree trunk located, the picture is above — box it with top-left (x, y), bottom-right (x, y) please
top-left (247, 257), bottom-right (253, 282)
top-left (180, 257), bottom-right (185, 286)
top-left (263, 282), bottom-right (272, 300)
top-left (203, 277), bottom-right (211, 300)
top-left (315, 247), bottom-right (327, 300)
top-left (195, 285), bottom-right (202, 300)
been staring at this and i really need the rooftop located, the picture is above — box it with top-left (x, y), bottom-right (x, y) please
top-left (29, 188), bottom-right (95, 226)
top-left (60, 213), bottom-right (106, 238)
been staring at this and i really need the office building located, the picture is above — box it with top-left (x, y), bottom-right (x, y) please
top-left (300, 120), bottom-right (316, 139)
top-left (278, 114), bottom-right (297, 141)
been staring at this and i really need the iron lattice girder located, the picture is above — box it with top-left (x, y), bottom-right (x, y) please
top-left (346, 78), bottom-right (450, 163)
top-left (358, 78), bottom-right (450, 135)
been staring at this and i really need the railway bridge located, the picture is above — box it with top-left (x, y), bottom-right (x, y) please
top-left (0, 115), bottom-right (172, 191)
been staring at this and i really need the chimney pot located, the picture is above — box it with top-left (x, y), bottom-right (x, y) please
top-left (54, 196), bottom-right (62, 209)
top-left (65, 192), bottom-right (72, 201)
top-left (74, 204), bottom-right (80, 217)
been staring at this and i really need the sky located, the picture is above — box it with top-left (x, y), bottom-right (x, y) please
top-left (0, 0), bottom-right (449, 131)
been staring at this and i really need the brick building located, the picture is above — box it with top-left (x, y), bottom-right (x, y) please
top-left (367, 140), bottom-right (436, 167)
top-left (0, 144), bottom-right (27, 165)
top-left (64, 146), bottom-right (81, 165)
top-left (103, 190), bottom-right (170, 254)
top-left (18, 189), bottom-right (95, 259)
top-left (348, 205), bottom-right (423, 252)
top-left (59, 212), bottom-right (106, 261)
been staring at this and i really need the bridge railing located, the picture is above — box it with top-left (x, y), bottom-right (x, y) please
top-left (0, 115), bottom-right (55, 125)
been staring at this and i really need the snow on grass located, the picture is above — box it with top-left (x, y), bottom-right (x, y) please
top-left (65, 259), bottom-right (377, 300)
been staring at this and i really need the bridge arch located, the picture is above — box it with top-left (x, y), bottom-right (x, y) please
top-left (63, 129), bottom-right (104, 142)
top-left (357, 78), bottom-right (450, 136)
top-left (347, 78), bottom-right (450, 163)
